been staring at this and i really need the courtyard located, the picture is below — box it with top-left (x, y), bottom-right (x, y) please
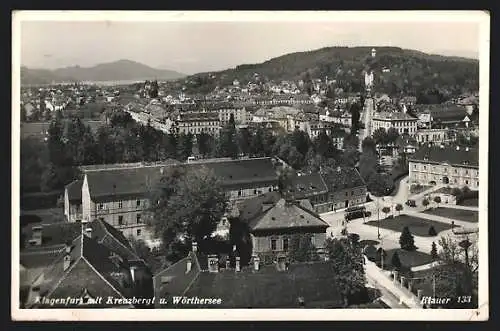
top-left (423, 208), bottom-right (478, 223)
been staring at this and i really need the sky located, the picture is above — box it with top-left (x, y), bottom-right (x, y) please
top-left (19, 14), bottom-right (483, 75)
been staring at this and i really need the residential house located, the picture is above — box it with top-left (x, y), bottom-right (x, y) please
top-left (408, 145), bottom-right (479, 189)
top-left (372, 111), bottom-right (418, 135)
top-left (20, 220), bottom-right (153, 308)
top-left (167, 111), bottom-right (221, 136)
top-left (153, 244), bottom-right (345, 308)
top-left (64, 180), bottom-right (83, 222)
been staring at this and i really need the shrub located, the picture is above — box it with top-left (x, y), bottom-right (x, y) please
top-left (399, 226), bottom-right (417, 251)
top-left (428, 226), bottom-right (437, 236)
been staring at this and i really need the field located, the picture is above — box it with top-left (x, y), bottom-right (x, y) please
top-left (365, 215), bottom-right (455, 237)
top-left (384, 249), bottom-right (434, 268)
top-left (459, 198), bottom-right (479, 207)
top-left (423, 208), bottom-right (478, 223)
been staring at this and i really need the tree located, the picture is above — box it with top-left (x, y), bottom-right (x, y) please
top-left (177, 133), bottom-right (194, 160)
top-left (434, 235), bottom-right (478, 308)
top-left (381, 206), bottom-right (391, 219)
top-left (433, 196), bottom-right (442, 208)
top-left (197, 132), bottom-right (212, 158)
top-left (395, 203), bottom-right (403, 215)
top-left (128, 237), bottom-right (163, 273)
top-left (237, 128), bottom-right (252, 156)
top-left (431, 241), bottom-right (438, 260)
top-left (349, 102), bottom-right (361, 133)
top-left (391, 251), bottom-right (402, 270)
top-left (399, 226), bottom-right (416, 251)
top-left (372, 128), bottom-right (388, 146)
top-left (422, 199), bottom-right (430, 209)
top-left (289, 234), bottom-right (319, 262)
top-left (326, 237), bottom-right (366, 307)
top-left (150, 166), bottom-right (229, 262)
top-left (361, 137), bottom-right (376, 155)
top-left (314, 130), bottom-right (338, 160)
top-left (428, 226), bottom-right (437, 236)
top-left (250, 128), bottom-right (265, 157)
top-left (376, 247), bottom-right (387, 267)
top-left (216, 117), bottom-right (238, 158)
top-left (386, 127), bottom-right (400, 144)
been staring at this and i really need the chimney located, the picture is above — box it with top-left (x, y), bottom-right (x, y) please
top-left (235, 256), bottom-right (241, 272)
top-left (31, 225), bottom-right (43, 246)
top-left (186, 257), bottom-right (192, 274)
top-left (84, 227), bottom-right (92, 238)
top-left (192, 241), bottom-right (198, 253)
top-left (456, 146), bottom-right (460, 151)
top-left (253, 255), bottom-right (260, 271)
top-left (130, 266), bottom-right (137, 283)
top-left (208, 254), bottom-right (219, 273)
top-left (63, 254), bottom-right (71, 271)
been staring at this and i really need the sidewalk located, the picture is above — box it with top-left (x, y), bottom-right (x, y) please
top-left (365, 258), bottom-right (422, 308)
top-left (440, 204), bottom-right (478, 211)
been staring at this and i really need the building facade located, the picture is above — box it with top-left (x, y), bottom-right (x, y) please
top-left (415, 128), bottom-right (452, 144)
top-left (372, 111), bottom-right (418, 135)
top-left (408, 146), bottom-right (479, 190)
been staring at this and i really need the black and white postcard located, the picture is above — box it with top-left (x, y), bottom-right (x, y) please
top-left (11, 10), bottom-right (490, 321)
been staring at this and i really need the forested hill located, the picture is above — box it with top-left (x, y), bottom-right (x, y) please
top-left (185, 46), bottom-right (479, 96)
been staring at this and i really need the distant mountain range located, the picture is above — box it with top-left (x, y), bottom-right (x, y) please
top-left (185, 46), bottom-right (479, 95)
top-left (20, 59), bottom-right (186, 85)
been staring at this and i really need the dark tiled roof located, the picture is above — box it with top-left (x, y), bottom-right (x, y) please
top-left (21, 222), bottom-right (82, 251)
top-left (409, 146), bottom-right (479, 167)
top-left (183, 262), bottom-right (343, 308)
top-left (88, 219), bottom-right (139, 261)
top-left (153, 252), bottom-right (200, 307)
top-left (85, 158), bottom-right (278, 200)
top-left (289, 173), bottom-right (328, 199)
top-left (178, 112), bottom-right (219, 122)
top-left (82, 235), bottom-right (134, 298)
top-left (187, 157), bottom-right (279, 189)
top-left (248, 198), bottom-right (329, 232)
top-left (85, 165), bottom-right (166, 201)
top-left (320, 167), bottom-right (366, 192)
top-left (65, 180), bottom-right (83, 202)
top-left (236, 191), bottom-right (282, 223)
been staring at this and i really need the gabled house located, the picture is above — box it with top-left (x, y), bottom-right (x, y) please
top-left (20, 221), bottom-right (153, 309)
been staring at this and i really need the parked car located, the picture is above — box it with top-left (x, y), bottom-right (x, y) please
top-left (405, 199), bottom-right (417, 207)
top-left (345, 210), bottom-right (372, 221)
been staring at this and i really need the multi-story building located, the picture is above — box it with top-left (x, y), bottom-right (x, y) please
top-left (408, 145), bottom-right (479, 189)
top-left (20, 220), bottom-right (153, 308)
top-left (415, 128), bottom-right (452, 145)
top-left (166, 112), bottom-right (221, 136)
top-left (66, 158), bottom-right (280, 244)
top-left (372, 111), bottom-right (418, 135)
top-left (289, 167), bottom-right (367, 214)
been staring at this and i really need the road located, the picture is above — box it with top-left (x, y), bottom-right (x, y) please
top-left (358, 97), bottom-right (376, 151)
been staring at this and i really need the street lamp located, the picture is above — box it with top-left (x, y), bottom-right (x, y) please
top-left (376, 199), bottom-right (381, 240)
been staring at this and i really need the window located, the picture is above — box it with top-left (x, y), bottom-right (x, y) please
top-left (465, 170), bottom-right (468, 175)
top-left (283, 238), bottom-right (289, 251)
top-left (98, 203), bottom-right (104, 210)
top-left (476, 181), bottom-right (479, 186)
top-left (455, 169), bottom-right (457, 174)
top-left (351, 191), bottom-right (354, 196)
top-left (118, 216), bottom-right (123, 225)
top-left (118, 201), bottom-right (123, 209)
top-left (137, 229), bottom-right (141, 236)
top-left (414, 164), bottom-right (417, 169)
top-left (254, 189), bottom-right (257, 195)
top-left (99, 217), bottom-right (104, 222)
top-left (136, 200), bottom-right (141, 207)
top-left (271, 239), bottom-right (277, 251)
top-left (238, 190), bottom-right (242, 197)
top-left (136, 214), bottom-right (141, 224)
top-left (465, 180), bottom-right (469, 185)
top-left (310, 236), bottom-right (315, 246)
top-left (423, 166), bottom-right (426, 170)
top-left (345, 192), bottom-right (348, 197)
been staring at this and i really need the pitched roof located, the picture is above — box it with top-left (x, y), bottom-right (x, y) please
top-left (373, 111), bottom-right (418, 121)
top-left (21, 222), bottom-right (82, 251)
top-left (288, 173), bottom-right (328, 199)
top-left (84, 158), bottom-right (278, 200)
top-left (409, 146), bottom-right (479, 167)
top-left (65, 179), bottom-right (83, 203)
top-left (319, 167), bottom-right (366, 192)
top-left (88, 219), bottom-right (139, 261)
top-left (183, 261), bottom-right (343, 308)
top-left (248, 198), bottom-right (329, 232)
